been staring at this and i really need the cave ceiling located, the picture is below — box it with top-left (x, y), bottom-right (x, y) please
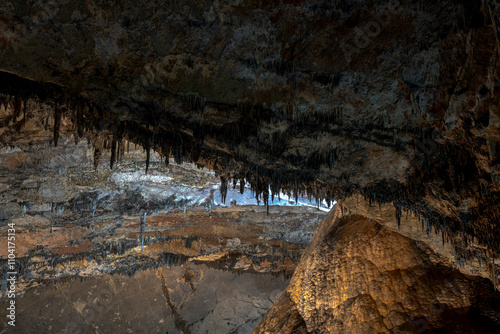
top-left (0, 0), bottom-right (499, 260)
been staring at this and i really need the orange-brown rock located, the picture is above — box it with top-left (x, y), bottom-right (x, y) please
top-left (255, 206), bottom-right (500, 333)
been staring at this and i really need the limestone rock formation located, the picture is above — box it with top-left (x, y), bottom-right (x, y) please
top-left (252, 291), bottom-right (309, 334)
top-left (254, 206), bottom-right (500, 333)
top-left (0, 105), bottom-right (324, 333)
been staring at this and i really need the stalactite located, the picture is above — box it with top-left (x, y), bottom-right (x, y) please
top-left (191, 144), bottom-right (201, 162)
top-left (72, 108), bottom-right (79, 145)
top-left (263, 187), bottom-right (269, 215)
top-left (93, 145), bottom-right (101, 171)
top-left (118, 138), bottom-right (124, 162)
top-left (13, 96), bottom-right (22, 120)
top-left (53, 100), bottom-right (61, 147)
top-left (145, 139), bottom-right (151, 175)
top-left (110, 123), bottom-right (118, 169)
top-left (162, 143), bottom-right (171, 166)
top-left (76, 101), bottom-right (84, 138)
top-left (14, 97), bottom-right (26, 132)
top-left (395, 203), bottom-right (402, 230)
top-left (239, 178), bottom-right (245, 194)
top-left (220, 176), bottom-right (228, 204)
top-left (173, 143), bottom-right (182, 164)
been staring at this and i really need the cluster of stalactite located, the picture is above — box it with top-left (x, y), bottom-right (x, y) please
top-left (0, 71), bottom-right (498, 286)
top-left (0, 72), bottom-right (205, 175)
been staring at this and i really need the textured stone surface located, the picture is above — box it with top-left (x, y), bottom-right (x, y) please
top-left (256, 206), bottom-right (500, 333)
top-left (252, 291), bottom-right (308, 334)
top-left (0, 263), bottom-right (287, 334)
top-left (338, 194), bottom-right (499, 287)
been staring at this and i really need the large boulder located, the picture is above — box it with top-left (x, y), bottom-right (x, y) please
top-left (254, 206), bottom-right (500, 333)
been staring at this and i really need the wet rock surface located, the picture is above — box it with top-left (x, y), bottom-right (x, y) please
top-left (255, 206), bottom-right (500, 333)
